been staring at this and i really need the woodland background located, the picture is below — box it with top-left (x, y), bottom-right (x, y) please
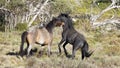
top-left (0, 0), bottom-right (120, 68)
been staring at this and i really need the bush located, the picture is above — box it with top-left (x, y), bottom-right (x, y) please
top-left (74, 19), bottom-right (91, 32)
top-left (15, 23), bottom-right (27, 31)
top-left (31, 22), bottom-right (39, 26)
top-left (0, 25), bottom-right (5, 31)
top-left (103, 45), bottom-right (120, 56)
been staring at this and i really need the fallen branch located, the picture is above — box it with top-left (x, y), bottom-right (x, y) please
top-left (90, 0), bottom-right (120, 24)
top-left (92, 19), bottom-right (120, 29)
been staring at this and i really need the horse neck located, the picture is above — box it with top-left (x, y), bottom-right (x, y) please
top-left (67, 18), bottom-right (74, 29)
top-left (63, 20), bottom-right (75, 32)
top-left (46, 21), bottom-right (55, 33)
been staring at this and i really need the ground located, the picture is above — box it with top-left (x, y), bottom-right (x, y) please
top-left (0, 27), bottom-right (120, 68)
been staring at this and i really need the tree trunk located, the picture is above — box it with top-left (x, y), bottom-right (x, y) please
top-left (90, 0), bottom-right (120, 24)
top-left (28, 0), bottom-right (49, 27)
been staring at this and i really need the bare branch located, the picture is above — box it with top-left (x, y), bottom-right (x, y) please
top-left (90, 0), bottom-right (120, 23)
top-left (28, 0), bottom-right (49, 27)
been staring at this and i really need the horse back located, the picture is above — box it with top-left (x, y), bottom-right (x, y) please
top-left (64, 29), bottom-right (85, 44)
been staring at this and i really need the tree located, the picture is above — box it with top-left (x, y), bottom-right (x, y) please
top-left (90, 0), bottom-right (120, 23)
top-left (28, 0), bottom-right (50, 27)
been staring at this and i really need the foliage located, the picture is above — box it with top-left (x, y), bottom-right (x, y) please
top-left (0, 0), bottom-right (120, 68)
top-left (0, 0), bottom-right (5, 7)
top-left (0, 0), bottom-right (119, 30)
top-left (103, 45), bottom-right (120, 56)
top-left (0, 10), bottom-right (5, 27)
top-left (96, 0), bottom-right (111, 3)
top-left (15, 23), bottom-right (27, 31)
top-left (0, 25), bottom-right (5, 32)
top-left (31, 22), bottom-right (39, 26)
top-left (51, 0), bottom-right (72, 14)
top-left (74, 18), bottom-right (92, 32)
top-left (6, 0), bottom-right (26, 14)
top-left (0, 29), bottom-right (120, 68)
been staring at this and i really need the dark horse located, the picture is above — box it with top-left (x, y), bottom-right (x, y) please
top-left (19, 17), bottom-right (64, 57)
top-left (57, 13), bottom-right (93, 60)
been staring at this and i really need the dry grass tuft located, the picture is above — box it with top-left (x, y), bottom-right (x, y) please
top-left (0, 29), bottom-right (120, 68)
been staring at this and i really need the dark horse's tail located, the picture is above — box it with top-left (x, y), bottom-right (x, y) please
top-left (81, 41), bottom-right (93, 60)
top-left (19, 31), bottom-right (28, 56)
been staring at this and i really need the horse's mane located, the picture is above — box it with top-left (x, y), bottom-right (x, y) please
top-left (46, 17), bottom-right (57, 28)
top-left (58, 13), bottom-right (74, 29)
top-left (45, 17), bottom-right (58, 33)
top-left (46, 20), bottom-right (54, 28)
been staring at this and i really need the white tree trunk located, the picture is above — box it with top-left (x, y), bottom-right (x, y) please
top-left (28, 0), bottom-right (49, 27)
top-left (90, 0), bottom-right (120, 24)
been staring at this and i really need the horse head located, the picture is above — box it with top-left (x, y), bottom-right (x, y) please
top-left (57, 13), bottom-right (74, 29)
top-left (39, 23), bottom-right (46, 29)
top-left (51, 17), bottom-right (65, 27)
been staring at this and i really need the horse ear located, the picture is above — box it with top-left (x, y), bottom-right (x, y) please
top-left (59, 13), bottom-right (66, 16)
top-left (66, 11), bottom-right (71, 15)
top-left (65, 14), bottom-right (68, 17)
top-left (59, 13), bottom-right (68, 17)
top-left (61, 13), bottom-right (64, 15)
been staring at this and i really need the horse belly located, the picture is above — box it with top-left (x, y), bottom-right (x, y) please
top-left (38, 36), bottom-right (45, 44)
top-left (36, 29), bottom-right (51, 45)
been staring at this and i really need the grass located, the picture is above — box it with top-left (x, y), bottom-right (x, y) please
top-left (0, 26), bottom-right (120, 68)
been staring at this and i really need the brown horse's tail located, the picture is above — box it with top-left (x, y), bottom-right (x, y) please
top-left (19, 31), bottom-right (28, 56)
top-left (81, 42), bottom-right (94, 60)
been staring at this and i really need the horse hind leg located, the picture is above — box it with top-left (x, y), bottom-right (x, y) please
top-left (19, 31), bottom-right (28, 56)
top-left (81, 42), bottom-right (93, 60)
top-left (47, 44), bottom-right (51, 57)
top-left (81, 48), bottom-right (85, 60)
top-left (27, 44), bottom-right (32, 57)
top-left (58, 39), bottom-right (65, 55)
top-left (72, 45), bottom-right (80, 59)
top-left (72, 47), bottom-right (76, 59)
top-left (25, 41), bottom-right (29, 55)
top-left (19, 43), bottom-right (24, 57)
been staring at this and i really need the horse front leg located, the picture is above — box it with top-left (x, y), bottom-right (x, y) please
top-left (47, 43), bottom-right (51, 57)
top-left (63, 41), bottom-right (68, 56)
top-left (58, 38), bottom-right (65, 55)
top-left (19, 43), bottom-right (24, 56)
top-left (25, 42), bottom-right (29, 55)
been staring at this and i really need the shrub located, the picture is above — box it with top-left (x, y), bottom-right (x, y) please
top-left (0, 25), bottom-right (5, 31)
top-left (15, 23), bottom-right (27, 31)
top-left (74, 19), bottom-right (91, 32)
top-left (31, 22), bottom-right (39, 26)
top-left (103, 45), bottom-right (120, 56)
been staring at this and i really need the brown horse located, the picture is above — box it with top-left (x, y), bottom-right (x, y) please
top-left (19, 17), bottom-right (64, 57)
